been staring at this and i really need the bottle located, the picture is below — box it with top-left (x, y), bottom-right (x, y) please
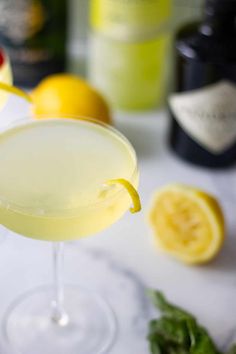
top-left (169, 0), bottom-right (236, 168)
top-left (68, 0), bottom-right (89, 77)
top-left (0, 0), bottom-right (68, 87)
top-left (173, 0), bottom-right (203, 29)
top-left (88, 0), bottom-right (172, 111)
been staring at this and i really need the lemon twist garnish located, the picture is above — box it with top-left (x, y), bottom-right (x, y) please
top-left (0, 82), bottom-right (32, 103)
top-left (106, 178), bottom-right (141, 214)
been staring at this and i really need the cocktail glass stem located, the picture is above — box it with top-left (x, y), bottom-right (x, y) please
top-left (51, 242), bottom-right (69, 326)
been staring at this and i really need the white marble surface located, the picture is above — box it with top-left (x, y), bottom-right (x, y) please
top-left (0, 96), bottom-right (236, 353)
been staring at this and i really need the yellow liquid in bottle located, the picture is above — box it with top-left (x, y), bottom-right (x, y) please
top-left (0, 119), bottom-right (138, 241)
top-left (89, 0), bottom-right (172, 110)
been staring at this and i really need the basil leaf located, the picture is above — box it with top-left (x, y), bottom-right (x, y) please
top-left (148, 290), bottom-right (194, 321)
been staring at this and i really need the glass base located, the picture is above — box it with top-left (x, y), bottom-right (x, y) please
top-left (3, 286), bottom-right (117, 354)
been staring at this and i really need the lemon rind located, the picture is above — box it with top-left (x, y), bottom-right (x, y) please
top-left (148, 184), bottom-right (225, 264)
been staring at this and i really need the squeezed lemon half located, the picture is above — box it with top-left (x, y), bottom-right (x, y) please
top-left (148, 184), bottom-right (225, 264)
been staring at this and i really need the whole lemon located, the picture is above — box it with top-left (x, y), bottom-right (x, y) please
top-left (31, 74), bottom-right (112, 124)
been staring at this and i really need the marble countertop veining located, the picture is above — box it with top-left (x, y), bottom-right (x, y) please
top-left (0, 97), bottom-right (236, 353)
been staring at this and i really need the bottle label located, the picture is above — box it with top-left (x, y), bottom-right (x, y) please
top-left (0, 0), bottom-right (46, 44)
top-left (90, 0), bottom-right (172, 40)
top-left (169, 81), bottom-right (236, 154)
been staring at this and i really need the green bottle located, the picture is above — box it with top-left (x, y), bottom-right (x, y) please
top-left (89, 0), bottom-right (172, 111)
top-left (0, 0), bottom-right (68, 87)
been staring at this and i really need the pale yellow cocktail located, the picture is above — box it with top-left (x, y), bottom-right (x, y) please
top-left (0, 118), bottom-right (138, 241)
top-left (1, 117), bottom-right (139, 354)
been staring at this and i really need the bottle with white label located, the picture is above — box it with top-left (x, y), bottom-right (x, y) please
top-left (169, 0), bottom-right (236, 168)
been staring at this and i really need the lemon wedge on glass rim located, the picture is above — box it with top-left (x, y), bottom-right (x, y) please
top-left (148, 184), bottom-right (225, 264)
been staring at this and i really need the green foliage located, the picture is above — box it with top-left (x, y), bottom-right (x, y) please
top-left (147, 290), bottom-right (234, 354)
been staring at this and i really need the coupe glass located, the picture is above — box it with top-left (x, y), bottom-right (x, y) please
top-left (0, 117), bottom-right (139, 354)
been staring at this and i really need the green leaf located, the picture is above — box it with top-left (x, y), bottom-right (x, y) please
top-left (148, 318), bottom-right (190, 347)
top-left (148, 290), bottom-right (195, 321)
top-left (148, 332), bottom-right (166, 353)
top-left (189, 327), bottom-right (219, 354)
top-left (186, 318), bottom-right (199, 348)
top-left (147, 290), bottom-right (222, 354)
top-left (168, 348), bottom-right (189, 354)
top-left (149, 339), bottom-right (162, 354)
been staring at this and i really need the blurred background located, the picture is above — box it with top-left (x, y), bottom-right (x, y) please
top-left (68, 0), bottom-right (203, 75)
top-left (1, 0), bottom-right (235, 168)
top-left (69, 0), bottom-right (204, 110)
top-left (0, 0), bottom-right (204, 110)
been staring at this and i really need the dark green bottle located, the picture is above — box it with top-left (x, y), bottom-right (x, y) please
top-left (169, 0), bottom-right (236, 168)
top-left (0, 0), bottom-right (68, 87)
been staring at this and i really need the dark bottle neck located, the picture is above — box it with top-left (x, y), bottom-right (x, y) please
top-left (200, 0), bottom-right (236, 36)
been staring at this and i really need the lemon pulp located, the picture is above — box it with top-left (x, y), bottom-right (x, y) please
top-left (148, 184), bottom-right (225, 264)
